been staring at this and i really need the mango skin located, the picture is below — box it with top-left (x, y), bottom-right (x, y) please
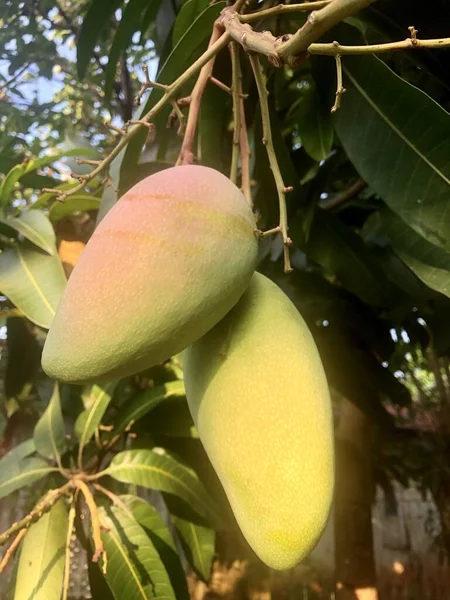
top-left (42, 165), bottom-right (257, 384)
top-left (183, 273), bottom-right (334, 570)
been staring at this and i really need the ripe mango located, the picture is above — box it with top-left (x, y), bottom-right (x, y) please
top-left (42, 166), bottom-right (257, 383)
top-left (183, 272), bottom-right (334, 570)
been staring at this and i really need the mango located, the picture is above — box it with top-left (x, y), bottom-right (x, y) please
top-left (183, 272), bottom-right (334, 570)
top-left (42, 165), bottom-right (258, 384)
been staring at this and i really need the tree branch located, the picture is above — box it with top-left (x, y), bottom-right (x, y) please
top-left (309, 36), bottom-right (450, 55)
top-left (276, 0), bottom-right (375, 65)
top-left (250, 54), bottom-right (293, 273)
top-left (239, 80), bottom-right (252, 206)
top-left (73, 479), bottom-right (104, 563)
top-left (240, 1), bottom-right (334, 23)
top-left (62, 495), bottom-right (77, 600)
top-left (176, 25), bottom-right (224, 165)
top-left (230, 42), bottom-right (242, 184)
top-left (44, 31), bottom-right (231, 201)
top-left (0, 529), bottom-right (26, 573)
top-left (0, 482), bottom-right (72, 546)
top-left (321, 178), bottom-right (367, 210)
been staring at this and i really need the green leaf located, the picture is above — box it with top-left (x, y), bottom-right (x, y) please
top-left (120, 3), bottom-right (225, 195)
top-left (171, 515), bottom-right (214, 581)
top-left (292, 210), bottom-right (389, 306)
top-left (289, 79), bottom-right (333, 162)
top-left (31, 183), bottom-right (81, 210)
top-left (106, 449), bottom-right (216, 523)
top-left (105, 0), bottom-right (163, 102)
top-left (0, 210), bottom-right (56, 254)
top-left (0, 455), bottom-right (58, 498)
top-left (0, 240), bottom-right (66, 328)
top-left (0, 163), bottom-right (25, 214)
top-left (77, 0), bottom-right (123, 79)
top-left (30, 147), bottom-right (98, 172)
top-left (34, 383), bottom-right (67, 461)
top-left (334, 45), bottom-right (450, 252)
top-left (98, 504), bottom-right (177, 600)
top-left (116, 495), bottom-right (190, 600)
top-left (112, 381), bottom-right (185, 436)
top-left (0, 438), bottom-right (36, 464)
top-left (14, 499), bottom-right (67, 600)
top-left (381, 209), bottom-right (450, 298)
top-left (198, 80), bottom-right (230, 172)
top-left (172, 0), bottom-right (209, 47)
top-left (75, 382), bottom-right (117, 451)
top-left (48, 195), bottom-right (101, 222)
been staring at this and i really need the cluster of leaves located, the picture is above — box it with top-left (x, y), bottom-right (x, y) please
top-left (0, 366), bottom-right (219, 598)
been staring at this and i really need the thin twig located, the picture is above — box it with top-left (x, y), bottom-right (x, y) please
top-left (0, 482), bottom-right (72, 546)
top-left (221, 9), bottom-right (281, 66)
top-left (209, 76), bottom-right (232, 94)
top-left (168, 100), bottom-right (186, 135)
top-left (320, 178), bottom-right (367, 210)
top-left (230, 42), bottom-right (242, 184)
top-left (239, 83), bottom-right (252, 206)
top-left (176, 25), bottom-right (224, 165)
top-left (249, 54), bottom-right (293, 273)
top-left (135, 64), bottom-right (169, 105)
top-left (0, 529), bottom-right (26, 573)
top-left (276, 0), bottom-right (375, 65)
top-left (308, 35), bottom-right (450, 55)
top-left (330, 54), bottom-right (345, 112)
top-left (73, 479), bottom-right (104, 563)
top-left (43, 31), bottom-right (231, 202)
top-left (62, 495), bottom-right (77, 600)
top-left (240, 1), bottom-right (333, 23)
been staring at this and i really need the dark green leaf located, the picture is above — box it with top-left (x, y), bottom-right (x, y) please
top-left (112, 381), bottom-right (185, 436)
top-left (1, 210), bottom-right (56, 254)
top-left (289, 79), bottom-right (333, 162)
top-left (117, 495), bottom-right (190, 600)
top-left (120, 3), bottom-right (225, 195)
top-left (171, 515), bottom-right (214, 581)
top-left (77, 0), bottom-right (123, 78)
top-left (34, 383), bottom-right (67, 461)
top-left (381, 209), bottom-right (450, 298)
top-left (0, 240), bottom-right (66, 328)
top-left (4, 316), bottom-right (42, 399)
top-left (105, 0), bottom-right (163, 102)
top-left (98, 504), bottom-right (177, 600)
top-left (0, 455), bottom-right (58, 498)
top-left (106, 449), bottom-right (216, 523)
top-left (0, 438), bottom-right (36, 464)
top-left (292, 210), bottom-right (389, 306)
top-left (172, 0), bottom-right (209, 47)
top-left (14, 499), bottom-right (67, 600)
top-left (334, 43), bottom-right (450, 252)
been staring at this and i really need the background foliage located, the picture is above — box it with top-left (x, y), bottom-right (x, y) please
top-left (0, 0), bottom-right (450, 598)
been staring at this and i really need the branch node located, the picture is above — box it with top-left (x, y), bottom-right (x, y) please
top-left (75, 158), bottom-right (102, 166)
top-left (409, 25), bottom-right (419, 46)
top-left (330, 54), bottom-right (346, 112)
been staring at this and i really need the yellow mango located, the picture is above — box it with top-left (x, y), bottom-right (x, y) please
top-left (42, 166), bottom-right (257, 383)
top-left (183, 272), bottom-right (334, 570)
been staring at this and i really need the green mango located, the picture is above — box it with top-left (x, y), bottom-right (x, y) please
top-left (42, 166), bottom-right (258, 383)
top-left (183, 272), bottom-right (334, 570)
